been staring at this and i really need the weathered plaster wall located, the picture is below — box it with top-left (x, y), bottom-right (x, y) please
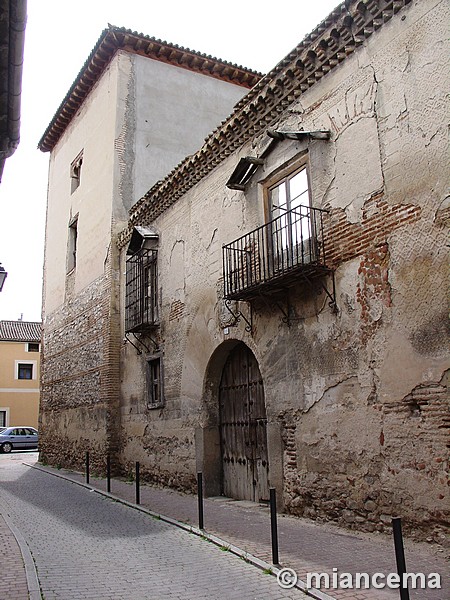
top-left (40, 54), bottom-right (127, 470)
top-left (120, 0), bottom-right (449, 540)
top-left (133, 55), bottom-right (255, 206)
top-left (41, 45), bottom-right (256, 475)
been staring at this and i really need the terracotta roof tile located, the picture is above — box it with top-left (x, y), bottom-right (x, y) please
top-left (117, 0), bottom-right (414, 247)
top-left (38, 26), bottom-right (263, 153)
top-left (0, 320), bottom-right (42, 342)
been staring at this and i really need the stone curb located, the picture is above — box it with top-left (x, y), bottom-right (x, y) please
top-left (2, 510), bottom-right (41, 600)
top-left (25, 462), bottom-right (335, 600)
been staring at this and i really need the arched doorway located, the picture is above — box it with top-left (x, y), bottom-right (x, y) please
top-left (219, 342), bottom-right (269, 502)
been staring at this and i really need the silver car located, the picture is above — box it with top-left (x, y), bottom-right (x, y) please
top-left (0, 426), bottom-right (39, 453)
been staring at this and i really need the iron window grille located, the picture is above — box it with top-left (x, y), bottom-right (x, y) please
top-left (125, 248), bottom-right (158, 333)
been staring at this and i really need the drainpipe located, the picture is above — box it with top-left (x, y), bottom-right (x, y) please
top-left (0, 0), bottom-right (27, 182)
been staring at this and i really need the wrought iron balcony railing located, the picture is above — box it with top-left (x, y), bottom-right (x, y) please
top-left (125, 248), bottom-right (158, 333)
top-left (223, 205), bottom-right (330, 300)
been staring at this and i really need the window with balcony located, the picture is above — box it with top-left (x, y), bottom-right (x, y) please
top-left (223, 161), bottom-right (331, 301)
top-left (268, 165), bottom-right (314, 271)
top-left (125, 248), bottom-right (158, 333)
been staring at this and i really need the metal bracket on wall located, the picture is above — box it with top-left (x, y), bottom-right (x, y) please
top-left (316, 270), bottom-right (338, 314)
top-left (125, 332), bottom-right (159, 354)
top-left (125, 332), bottom-right (142, 354)
top-left (255, 270), bottom-right (338, 325)
top-left (224, 299), bottom-right (253, 334)
top-left (300, 269), bottom-right (338, 315)
top-left (276, 296), bottom-right (293, 327)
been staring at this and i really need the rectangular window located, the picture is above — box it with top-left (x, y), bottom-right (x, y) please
top-left (27, 343), bottom-right (40, 352)
top-left (125, 248), bottom-right (158, 332)
top-left (67, 215), bottom-right (78, 272)
top-left (147, 357), bottom-right (163, 408)
top-left (0, 410), bottom-right (7, 427)
top-left (267, 164), bottom-right (314, 270)
top-left (18, 363), bottom-right (33, 379)
top-left (70, 150), bottom-right (83, 193)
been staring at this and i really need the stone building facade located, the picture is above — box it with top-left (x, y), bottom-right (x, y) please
top-left (40, 0), bottom-right (449, 542)
top-left (38, 26), bottom-right (260, 467)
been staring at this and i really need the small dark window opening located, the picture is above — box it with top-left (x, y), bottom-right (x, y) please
top-left (68, 215), bottom-right (78, 272)
top-left (27, 343), bottom-right (40, 352)
top-left (18, 363), bottom-right (33, 380)
top-left (147, 357), bottom-right (163, 408)
top-left (70, 151), bottom-right (83, 193)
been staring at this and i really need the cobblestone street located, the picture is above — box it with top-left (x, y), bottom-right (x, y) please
top-left (0, 455), bottom-right (306, 600)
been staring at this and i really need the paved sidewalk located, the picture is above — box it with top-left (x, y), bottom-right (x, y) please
top-left (0, 514), bottom-right (29, 600)
top-left (26, 459), bottom-right (448, 600)
top-left (1, 458), bottom-right (309, 600)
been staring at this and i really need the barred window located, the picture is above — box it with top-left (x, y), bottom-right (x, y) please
top-left (147, 357), bottom-right (164, 408)
top-left (125, 248), bottom-right (158, 333)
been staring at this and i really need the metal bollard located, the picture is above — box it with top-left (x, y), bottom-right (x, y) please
top-left (85, 451), bottom-right (90, 484)
top-left (106, 455), bottom-right (111, 493)
top-left (392, 518), bottom-right (410, 600)
top-left (270, 488), bottom-right (279, 565)
top-left (197, 472), bottom-right (204, 530)
top-left (135, 461), bottom-right (140, 505)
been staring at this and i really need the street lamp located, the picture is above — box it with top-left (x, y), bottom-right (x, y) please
top-left (0, 264), bottom-right (7, 292)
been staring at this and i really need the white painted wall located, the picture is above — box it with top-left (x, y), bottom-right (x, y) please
top-left (43, 60), bottom-right (120, 314)
top-left (43, 49), bottom-right (251, 316)
top-left (133, 54), bottom-right (251, 205)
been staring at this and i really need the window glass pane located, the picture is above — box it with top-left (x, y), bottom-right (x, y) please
top-left (18, 364), bottom-right (33, 379)
top-left (147, 358), bottom-right (162, 406)
top-left (268, 164), bottom-right (313, 270)
top-left (289, 169), bottom-right (309, 209)
top-left (269, 182), bottom-right (287, 217)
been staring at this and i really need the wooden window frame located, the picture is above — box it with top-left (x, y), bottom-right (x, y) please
top-left (146, 356), bottom-right (164, 409)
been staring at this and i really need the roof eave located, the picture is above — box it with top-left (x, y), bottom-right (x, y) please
top-left (117, 0), bottom-right (414, 248)
top-left (38, 26), bottom-right (263, 153)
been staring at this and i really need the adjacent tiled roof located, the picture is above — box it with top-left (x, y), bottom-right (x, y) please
top-left (117, 0), bottom-right (413, 248)
top-left (0, 320), bottom-right (42, 342)
top-left (38, 26), bottom-right (263, 153)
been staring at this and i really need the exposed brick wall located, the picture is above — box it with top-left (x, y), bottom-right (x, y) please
top-left (356, 242), bottom-right (392, 343)
top-left (169, 299), bottom-right (185, 321)
top-left (283, 371), bottom-right (449, 541)
top-left (39, 267), bottom-right (119, 472)
top-left (323, 194), bottom-right (421, 267)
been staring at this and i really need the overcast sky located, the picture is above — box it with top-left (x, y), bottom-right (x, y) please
top-left (0, 0), bottom-right (339, 323)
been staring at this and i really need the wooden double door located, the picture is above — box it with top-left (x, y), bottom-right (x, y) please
top-left (219, 343), bottom-right (269, 502)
